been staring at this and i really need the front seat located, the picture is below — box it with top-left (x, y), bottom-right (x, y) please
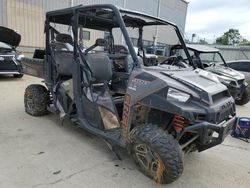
top-left (85, 53), bottom-right (113, 83)
top-left (110, 45), bottom-right (133, 94)
top-left (113, 45), bottom-right (133, 72)
top-left (84, 54), bottom-right (120, 130)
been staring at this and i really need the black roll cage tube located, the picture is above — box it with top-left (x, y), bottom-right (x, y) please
top-left (218, 52), bottom-right (228, 67)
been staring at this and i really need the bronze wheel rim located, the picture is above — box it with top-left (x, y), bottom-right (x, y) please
top-left (25, 93), bottom-right (34, 111)
top-left (134, 144), bottom-right (160, 175)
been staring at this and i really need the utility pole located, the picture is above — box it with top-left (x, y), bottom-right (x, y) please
top-left (154, 0), bottom-right (161, 46)
top-left (191, 33), bottom-right (196, 43)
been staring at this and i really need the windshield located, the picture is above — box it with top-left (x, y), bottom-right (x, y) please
top-left (169, 45), bottom-right (228, 69)
top-left (198, 52), bottom-right (224, 65)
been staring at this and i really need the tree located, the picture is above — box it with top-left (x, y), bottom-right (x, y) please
top-left (240, 38), bottom-right (250, 46)
top-left (216, 29), bottom-right (241, 45)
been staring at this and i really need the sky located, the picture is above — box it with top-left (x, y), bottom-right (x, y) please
top-left (185, 0), bottom-right (250, 43)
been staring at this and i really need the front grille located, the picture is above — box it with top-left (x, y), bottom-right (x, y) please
top-left (237, 79), bottom-right (244, 85)
top-left (0, 56), bottom-right (17, 71)
top-left (216, 102), bottom-right (235, 123)
top-left (216, 108), bottom-right (232, 123)
top-left (212, 90), bottom-right (230, 103)
top-left (204, 101), bottom-right (236, 124)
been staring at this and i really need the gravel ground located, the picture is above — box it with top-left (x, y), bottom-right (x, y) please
top-left (0, 75), bottom-right (249, 188)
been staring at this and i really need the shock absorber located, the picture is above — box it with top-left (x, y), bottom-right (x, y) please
top-left (173, 115), bottom-right (185, 132)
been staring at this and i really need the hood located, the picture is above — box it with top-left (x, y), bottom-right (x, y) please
top-left (145, 66), bottom-right (227, 97)
top-left (0, 26), bottom-right (21, 47)
top-left (207, 65), bottom-right (245, 81)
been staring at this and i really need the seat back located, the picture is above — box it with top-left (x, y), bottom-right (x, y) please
top-left (53, 51), bottom-right (112, 79)
top-left (85, 54), bottom-right (112, 82)
top-left (54, 51), bottom-right (73, 76)
top-left (113, 45), bottom-right (134, 72)
top-left (51, 33), bottom-right (74, 77)
top-left (56, 33), bottom-right (73, 44)
top-left (113, 45), bottom-right (129, 54)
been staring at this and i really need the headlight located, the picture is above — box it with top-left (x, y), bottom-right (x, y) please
top-left (217, 76), bottom-right (236, 86)
top-left (16, 54), bottom-right (24, 61)
top-left (221, 79), bottom-right (231, 85)
top-left (167, 88), bottom-right (190, 102)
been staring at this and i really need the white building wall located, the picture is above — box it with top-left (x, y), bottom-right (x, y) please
top-left (0, 0), bottom-right (188, 50)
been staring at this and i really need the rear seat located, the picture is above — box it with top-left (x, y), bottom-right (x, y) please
top-left (52, 33), bottom-right (74, 79)
top-left (54, 51), bottom-right (73, 77)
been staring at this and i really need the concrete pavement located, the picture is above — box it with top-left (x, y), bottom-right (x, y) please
top-left (0, 75), bottom-right (249, 188)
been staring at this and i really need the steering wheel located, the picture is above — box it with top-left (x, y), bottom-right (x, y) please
top-left (171, 56), bottom-right (187, 66)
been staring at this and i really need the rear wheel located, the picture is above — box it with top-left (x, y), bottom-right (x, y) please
top-left (129, 124), bottom-right (184, 184)
top-left (236, 90), bottom-right (249, 105)
top-left (13, 74), bottom-right (23, 78)
top-left (24, 84), bottom-right (50, 116)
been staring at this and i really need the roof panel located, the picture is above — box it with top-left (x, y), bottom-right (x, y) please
top-left (187, 44), bottom-right (219, 53)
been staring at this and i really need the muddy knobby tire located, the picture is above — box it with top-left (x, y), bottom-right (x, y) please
top-left (129, 124), bottom-right (184, 184)
top-left (24, 84), bottom-right (50, 116)
top-left (235, 90), bottom-right (250, 105)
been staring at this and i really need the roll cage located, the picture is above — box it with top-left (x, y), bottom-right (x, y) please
top-left (45, 4), bottom-right (195, 74)
top-left (170, 44), bottom-right (228, 69)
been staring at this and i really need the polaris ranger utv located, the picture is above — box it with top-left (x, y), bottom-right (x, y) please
top-left (168, 44), bottom-right (249, 105)
top-left (22, 4), bottom-right (236, 184)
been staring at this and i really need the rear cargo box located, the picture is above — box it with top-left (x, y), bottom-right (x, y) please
top-left (21, 57), bottom-right (45, 78)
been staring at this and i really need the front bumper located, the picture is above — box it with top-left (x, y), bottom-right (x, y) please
top-left (0, 55), bottom-right (22, 75)
top-left (184, 116), bottom-right (236, 152)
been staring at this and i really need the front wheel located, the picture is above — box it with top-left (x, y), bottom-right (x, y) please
top-left (129, 124), bottom-right (184, 184)
top-left (236, 90), bottom-right (249, 105)
top-left (24, 84), bottom-right (50, 116)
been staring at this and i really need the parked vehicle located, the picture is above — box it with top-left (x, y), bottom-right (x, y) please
top-left (145, 45), bottom-right (169, 63)
top-left (227, 60), bottom-right (250, 94)
top-left (134, 46), bottom-right (158, 66)
top-left (166, 44), bottom-right (249, 105)
top-left (0, 26), bottom-right (24, 78)
top-left (22, 5), bottom-right (236, 184)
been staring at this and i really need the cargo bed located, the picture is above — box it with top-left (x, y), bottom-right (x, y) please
top-left (21, 57), bottom-right (45, 78)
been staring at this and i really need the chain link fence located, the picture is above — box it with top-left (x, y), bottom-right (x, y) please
top-left (211, 45), bottom-right (250, 61)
